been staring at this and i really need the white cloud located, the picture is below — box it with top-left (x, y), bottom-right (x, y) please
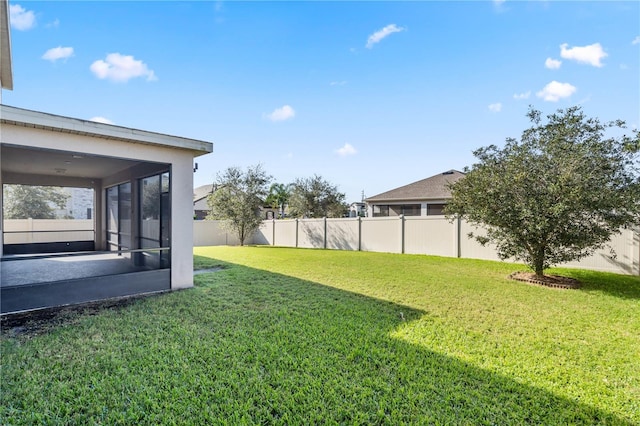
top-left (544, 57), bottom-right (562, 69)
top-left (559, 43), bottom-right (607, 67)
top-left (90, 53), bottom-right (157, 83)
top-left (285, 152), bottom-right (293, 159)
top-left (488, 103), bottom-right (502, 112)
top-left (42, 46), bottom-right (74, 62)
top-left (46, 19), bottom-right (60, 29)
top-left (632, 36), bottom-right (640, 45)
top-left (493, 0), bottom-right (506, 9)
top-left (336, 143), bottom-right (357, 157)
top-left (89, 117), bottom-right (114, 125)
top-left (10, 4), bottom-right (36, 30)
top-left (577, 95), bottom-right (592, 105)
top-left (366, 24), bottom-right (405, 49)
top-left (266, 105), bottom-right (295, 122)
top-left (536, 81), bottom-right (577, 102)
top-left (513, 91), bottom-right (531, 100)
top-left (493, 0), bottom-right (507, 12)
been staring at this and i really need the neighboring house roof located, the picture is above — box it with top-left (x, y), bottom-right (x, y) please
top-left (194, 184), bottom-right (215, 203)
top-left (193, 184), bottom-right (215, 211)
top-left (1, 105), bottom-right (213, 155)
top-left (365, 170), bottom-right (465, 202)
top-left (0, 0), bottom-right (13, 90)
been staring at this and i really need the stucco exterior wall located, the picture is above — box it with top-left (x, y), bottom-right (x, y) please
top-left (1, 122), bottom-right (202, 290)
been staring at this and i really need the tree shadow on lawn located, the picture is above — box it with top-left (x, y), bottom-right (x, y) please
top-left (1, 259), bottom-right (633, 425)
top-left (188, 259), bottom-right (630, 424)
top-left (550, 267), bottom-right (640, 300)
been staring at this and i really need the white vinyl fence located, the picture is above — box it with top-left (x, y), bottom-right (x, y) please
top-left (194, 217), bottom-right (640, 275)
top-left (3, 219), bottom-right (94, 244)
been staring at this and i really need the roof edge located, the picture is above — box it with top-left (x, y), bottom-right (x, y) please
top-left (365, 197), bottom-right (451, 203)
top-left (1, 105), bottom-right (213, 155)
top-left (364, 169), bottom-right (465, 202)
top-left (0, 0), bottom-right (14, 90)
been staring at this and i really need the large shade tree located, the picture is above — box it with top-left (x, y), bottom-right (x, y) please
top-left (446, 106), bottom-right (640, 277)
top-left (207, 164), bottom-right (272, 246)
top-left (3, 184), bottom-right (70, 219)
top-left (288, 175), bottom-right (347, 218)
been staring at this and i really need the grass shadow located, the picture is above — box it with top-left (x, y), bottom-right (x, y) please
top-left (550, 266), bottom-right (640, 300)
top-left (1, 257), bottom-right (635, 424)
top-left (194, 254), bottom-right (229, 271)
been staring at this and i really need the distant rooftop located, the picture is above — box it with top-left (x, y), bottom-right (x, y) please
top-left (365, 170), bottom-right (465, 202)
top-left (194, 184), bottom-right (215, 202)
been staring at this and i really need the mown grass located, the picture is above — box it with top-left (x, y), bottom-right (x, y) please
top-left (1, 246), bottom-right (638, 424)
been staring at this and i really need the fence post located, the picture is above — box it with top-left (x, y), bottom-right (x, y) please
top-left (634, 227), bottom-right (640, 275)
top-left (272, 219), bottom-right (276, 246)
top-left (295, 218), bottom-right (299, 248)
top-left (323, 217), bottom-right (327, 249)
top-left (358, 216), bottom-right (362, 251)
top-left (455, 216), bottom-right (461, 258)
top-left (400, 214), bottom-right (405, 254)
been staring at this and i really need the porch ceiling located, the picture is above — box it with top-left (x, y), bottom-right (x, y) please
top-left (1, 144), bottom-right (143, 179)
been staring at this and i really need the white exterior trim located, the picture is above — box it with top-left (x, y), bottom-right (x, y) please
top-left (0, 0), bottom-right (13, 92)
top-left (1, 105), bottom-right (212, 154)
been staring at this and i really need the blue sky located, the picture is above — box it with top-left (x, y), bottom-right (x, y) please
top-left (4, 1), bottom-right (639, 203)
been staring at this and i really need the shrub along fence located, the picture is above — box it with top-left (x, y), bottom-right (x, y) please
top-left (193, 217), bottom-right (640, 275)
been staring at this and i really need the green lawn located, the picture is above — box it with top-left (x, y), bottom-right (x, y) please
top-left (2, 247), bottom-right (638, 424)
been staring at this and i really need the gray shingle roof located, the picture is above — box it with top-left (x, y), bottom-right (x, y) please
top-left (194, 184), bottom-right (215, 202)
top-left (365, 170), bottom-right (465, 202)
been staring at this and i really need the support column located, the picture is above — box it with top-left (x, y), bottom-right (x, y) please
top-left (171, 158), bottom-right (194, 290)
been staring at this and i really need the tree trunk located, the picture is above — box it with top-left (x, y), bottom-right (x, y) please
top-left (533, 246), bottom-right (545, 277)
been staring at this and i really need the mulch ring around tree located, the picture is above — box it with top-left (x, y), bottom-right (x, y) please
top-left (509, 271), bottom-right (581, 290)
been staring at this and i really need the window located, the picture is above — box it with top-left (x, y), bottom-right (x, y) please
top-left (373, 205), bottom-right (389, 217)
top-left (140, 172), bottom-right (171, 268)
top-left (402, 204), bottom-right (421, 216)
top-left (373, 204), bottom-right (421, 217)
top-left (427, 203), bottom-right (447, 216)
top-left (106, 182), bottom-right (131, 251)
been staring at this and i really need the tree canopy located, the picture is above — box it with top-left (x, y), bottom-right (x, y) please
top-left (207, 164), bottom-right (272, 246)
top-left (3, 185), bottom-right (70, 219)
top-left (445, 106), bottom-right (640, 276)
top-left (288, 175), bottom-right (347, 218)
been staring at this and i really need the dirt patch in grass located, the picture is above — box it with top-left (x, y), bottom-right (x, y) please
top-left (0, 294), bottom-right (158, 339)
top-left (509, 271), bottom-right (581, 289)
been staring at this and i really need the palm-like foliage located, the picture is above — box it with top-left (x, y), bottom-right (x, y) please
top-left (265, 183), bottom-right (292, 218)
